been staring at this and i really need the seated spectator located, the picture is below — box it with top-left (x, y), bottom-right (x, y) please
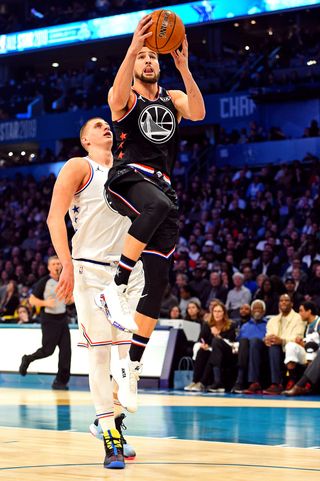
top-left (0, 280), bottom-right (20, 319)
top-left (189, 267), bottom-right (210, 307)
top-left (205, 271), bottom-right (228, 308)
top-left (184, 300), bottom-right (204, 324)
top-left (284, 346), bottom-right (320, 397)
top-left (16, 305), bottom-right (33, 324)
top-left (284, 277), bottom-right (304, 312)
top-left (305, 264), bottom-right (320, 308)
top-left (184, 305), bottom-right (214, 392)
top-left (238, 303), bottom-right (251, 326)
top-left (179, 285), bottom-right (201, 318)
top-left (254, 249), bottom-right (279, 277)
top-left (160, 284), bottom-right (178, 318)
top-left (169, 305), bottom-right (182, 320)
top-left (262, 294), bottom-right (306, 394)
top-left (283, 301), bottom-right (320, 391)
top-left (242, 265), bottom-right (258, 296)
top-left (225, 272), bottom-right (251, 321)
top-left (232, 300), bottom-right (268, 394)
top-left (254, 278), bottom-right (279, 315)
top-left (184, 300), bottom-right (236, 393)
top-left (206, 301), bottom-right (236, 393)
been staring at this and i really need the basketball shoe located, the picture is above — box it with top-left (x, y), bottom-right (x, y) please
top-left (111, 356), bottom-right (142, 413)
top-left (95, 281), bottom-right (137, 333)
top-left (103, 428), bottom-right (125, 469)
top-left (89, 415), bottom-right (136, 459)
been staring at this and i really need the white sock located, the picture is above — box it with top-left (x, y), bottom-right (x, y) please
top-left (88, 345), bottom-right (115, 432)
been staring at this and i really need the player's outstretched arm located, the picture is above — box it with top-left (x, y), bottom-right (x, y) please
top-left (108, 14), bottom-right (153, 117)
top-left (47, 157), bottom-right (89, 301)
top-left (169, 36), bottom-right (205, 122)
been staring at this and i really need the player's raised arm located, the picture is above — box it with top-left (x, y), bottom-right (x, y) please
top-left (169, 37), bottom-right (206, 121)
top-left (108, 15), bottom-right (153, 117)
top-left (47, 157), bottom-right (89, 301)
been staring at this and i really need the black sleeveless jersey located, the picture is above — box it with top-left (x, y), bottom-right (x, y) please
top-left (112, 87), bottom-right (179, 178)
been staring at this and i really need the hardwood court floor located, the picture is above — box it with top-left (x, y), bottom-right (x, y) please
top-left (0, 387), bottom-right (320, 481)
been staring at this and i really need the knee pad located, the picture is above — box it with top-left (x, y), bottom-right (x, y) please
top-left (136, 254), bottom-right (171, 319)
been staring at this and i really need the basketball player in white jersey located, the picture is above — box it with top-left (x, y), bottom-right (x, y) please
top-left (47, 117), bottom-right (144, 469)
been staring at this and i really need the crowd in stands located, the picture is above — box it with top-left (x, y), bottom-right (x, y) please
top-left (1, 154), bottom-right (320, 394)
top-left (0, 0), bottom-right (188, 34)
top-left (1, 14), bottom-right (320, 118)
top-left (216, 119), bottom-right (320, 146)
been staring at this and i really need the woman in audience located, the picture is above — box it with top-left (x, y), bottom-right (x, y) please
top-left (184, 300), bottom-right (204, 324)
top-left (184, 300), bottom-right (236, 393)
top-left (169, 306), bottom-right (182, 320)
top-left (16, 305), bottom-right (33, 324)
top-left (0, 280), bottom-right (20, 319)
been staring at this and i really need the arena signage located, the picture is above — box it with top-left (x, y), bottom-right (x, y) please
top-left (0, 1), bottom-right (319, 56)
top-left (220, 95), bottom-right (256, 119)
top-left (0, 119), bottom-right (37, 142)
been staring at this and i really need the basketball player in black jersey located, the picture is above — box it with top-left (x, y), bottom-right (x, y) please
top-left (97, 14), bottom-right (205, 411)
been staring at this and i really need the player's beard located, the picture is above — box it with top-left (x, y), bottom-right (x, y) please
top-left (134, 71), bottom-right (160, 84)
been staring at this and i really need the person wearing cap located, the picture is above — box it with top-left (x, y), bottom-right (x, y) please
top-left (232, 300), bottom-right (268, 394)
top-left (262, 294), bottom-right (306, 395)
top-left (283, 301), bottom-right (320, 396)
top-left (225, 272), bottom-right (251, 322)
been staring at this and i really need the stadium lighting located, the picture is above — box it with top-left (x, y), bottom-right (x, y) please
top-left (91, 57), bottom-right (98, 62)
top-left (21, 151), bottom-right (26, 156)
top-left (234, 22), bottom-right (239, 27)
top-left (8, 152), bottom-right (13, 157)
top-left (245, 45), bottom-right (250, 51)
top-left (250, 19), bottom-right (256, 24)
top-left (52, 62), bottom-right (59, 68)
top-left (268, 29), bottom-right (273, 35)
top-left (307, 59), bottom-right (317, 66)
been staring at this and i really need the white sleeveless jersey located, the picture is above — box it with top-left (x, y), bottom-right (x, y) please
top-left (69, 156), bottom-right (131, 262)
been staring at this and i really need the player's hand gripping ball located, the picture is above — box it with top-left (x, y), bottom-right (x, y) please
top-left (144, 9), bottom-right (185, 54)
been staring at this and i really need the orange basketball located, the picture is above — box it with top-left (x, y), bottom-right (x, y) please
top-left (145, 10), bottom-right (185, 55)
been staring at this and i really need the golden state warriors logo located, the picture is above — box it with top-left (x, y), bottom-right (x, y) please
top-left (138, 105), bottom-right (176, 144)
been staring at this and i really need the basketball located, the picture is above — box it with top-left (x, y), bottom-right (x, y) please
top-left (145, 10), bottom-right (185, 54)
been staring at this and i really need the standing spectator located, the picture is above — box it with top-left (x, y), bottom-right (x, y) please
top-left (225, 272), bottom-right (251, 321)
top-left (263, 294), bottom-right (305, 394)
top-left (19, 256), bottom-right (71, 390)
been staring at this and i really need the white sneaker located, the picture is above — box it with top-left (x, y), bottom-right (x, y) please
top-left (112, 357), bottom-right (142, 413)
top-left (95, 281), bottom-right (138, 333)
top-left (191, 382), bottom-right (204, 392)
top-left (184, 382), bottom-right (196, 391)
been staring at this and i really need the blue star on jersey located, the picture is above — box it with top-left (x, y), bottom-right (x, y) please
top-left (72, 205), bottom-right (80, 213)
